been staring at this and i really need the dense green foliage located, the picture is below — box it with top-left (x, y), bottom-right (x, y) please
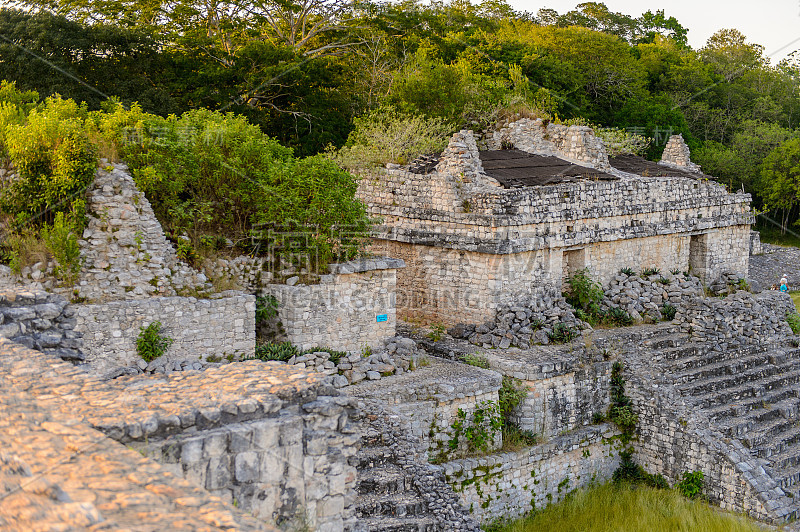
top-left (0, 83), bottom-right (370, 275)
top-left (2, 0), bottom-right (800, 230)
top-left (676, 471), bottom-right (705, 500)
top-left (486, 482), bottom-right (764, 532)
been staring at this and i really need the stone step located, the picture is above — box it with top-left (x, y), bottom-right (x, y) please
top-left (743, 414), bottom-right (800, 450)
top-left (672, 352), bottom-right (773, 385)
top-left (642, 333), bottom-right (689, 350)
top-left (778, 463), bottom-right (800, 492)
top-left (653, 345), bottom-right (700, 362)
top-left (356, 493), bottom-right (429, 519)
top-left (689, 367), bottom-right (800, 408)
top-left (766, 439), bottom-right (800, 469)
top-left (705, 387), bottom-right (800, 423)
top-left (666, 345), bottom-right (768, 373)
top-left (352, 446), bottom-right (398, 469)
top-left (677, 361), bottom-right (798, 398)
top-left (717, 398), bottom-right (800, 439)
top-left (357, 465), bottom-right (413, 495)
top-left (354, 516), bottom-right (439, 532)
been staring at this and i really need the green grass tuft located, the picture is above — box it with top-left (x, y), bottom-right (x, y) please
top-left (791, 291), bottom-right (800, 313)
top-left (486, 482), bottom-right (765, 532)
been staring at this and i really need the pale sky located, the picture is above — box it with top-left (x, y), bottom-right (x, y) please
top-left (509, 0), bottom-right (800, 63)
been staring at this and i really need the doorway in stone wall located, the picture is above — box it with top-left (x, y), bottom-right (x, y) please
top-left (562, 248), bottom-right (586, 285)
top-left (689, 234), bottom-right (708, 279)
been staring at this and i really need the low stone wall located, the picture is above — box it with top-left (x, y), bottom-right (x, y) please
top-left (443, 424), bottom-right (619, 522)
top-left (74, 291), bottom-right (255, 373)
top-left (262, 258), bottom-right (403, 353)
top-left (0, 288), bottom-right (83, 362)
top-left (602, 270), bottom-right (704, 322)
top-left (0, 336), bottom-right (364, 530)
top-left (676, 291), bottom-right (795, 345)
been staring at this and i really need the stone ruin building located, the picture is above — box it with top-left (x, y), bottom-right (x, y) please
top-left (3, 118), bottom-right (800, 531)
top-left (358, 118), bottom-right (752, 325)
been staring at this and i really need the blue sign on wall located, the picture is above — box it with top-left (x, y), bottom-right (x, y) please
top-left (376, 314), bottom-right (388, 323)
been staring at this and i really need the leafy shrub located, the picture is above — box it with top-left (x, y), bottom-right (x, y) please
top-left (677, 471), bottom-right (705, 500)
top-left (136, 321), bottom-right (173, 362)
top-left (1, 95), bottom-right (95, 226)
top-left (498, 376), bottom-right (528, 420)
top-left (548, 322), bottom-right (579, 344)
top-left (594, 127), bottom-right (652, 156)
top-left (662, 303), bottom-right (677, 321)
top-left (564, 268), bottom-right (604, 313)
top-left (787, 312), bottom-right (800, 334)
top-left (255, 294), bottom-right (279, 323)
top-left (303, 346), bottom-right (348, 365)
top-left (331, 107), bottom-right (452, 169)
top-left (426, 323), bottom-right (446, 342)
top-left (251, 341), bottom-right (299, 362)
top-left (612, 449), bottom-right (669, 489)
top-left (608, 361), bottom-right (637, 441)
top-left (39, 212), bottom-right (82, 283)
top-left (460, 353), bottom-right (490, 369)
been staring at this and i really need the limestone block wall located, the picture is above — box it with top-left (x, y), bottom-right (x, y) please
top-left (443, 424), bottom-right (620, 522)
top-left (74, 292), bottom-right (255, 372)
top-left (487, 118), bottom-right (612, 171)
top-left (262, 259), bottom-right (403, 352)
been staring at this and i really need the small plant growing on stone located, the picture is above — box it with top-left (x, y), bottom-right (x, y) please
top-left (661, 303), bottom-right (677, 321)
top-left (641, 267), bottom-right (660, 278)
top-left (657, 276), bottom-right (671, 285)
top-left (449, 401), bottom-right (503, 456)
top-left (427, 323), bottom-right (446, 342)
top-left (419, 356), bottom-right (431, 367)
top-left (606, 307), bottom-right (634, 327)
top-left (619, 267), bottom-right (635, 276)
top-left (460, 353), bottom-right (490, 369)
top-left (136, 321), bottom-right (174, 362)
top-left (549, 323), bottom-right (578, 344)
top-left (670, 268), bottom-right (681, 275)
top-left (677, 471), bottom-right (705, 500)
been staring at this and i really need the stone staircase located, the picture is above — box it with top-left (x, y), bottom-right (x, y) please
top-left (352, 431), bottom-right (439, 531)
top-left (644, 328), bottom-right (800, 508)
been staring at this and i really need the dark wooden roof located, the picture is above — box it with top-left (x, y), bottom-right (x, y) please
top-left (479, 149), bottom-right (617, 188)
top-left (608, 154), bottom-right (704, 179)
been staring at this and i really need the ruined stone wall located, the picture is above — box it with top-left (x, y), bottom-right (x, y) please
top-left (486, 119), bottom-right (612, 171)
top-left (660, 134), bottom-right (702, 173)
top-left (443, 424), bottom-right (620, 522)
top-left (73, 163), bottom-right (207, 301)
top-left (676, 291), bottom-right (795, 345)
top-left (0, 336), bottom-right (361, 530)
top-left (262, 259), bottom-right (402, 352)
top-left (0, 288), bottom-right (84, 362)
top-left (74, 292), bottom-right (255, 373)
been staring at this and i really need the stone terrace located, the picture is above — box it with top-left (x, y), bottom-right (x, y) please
top-left (0, 338), bottom-right (359, 530)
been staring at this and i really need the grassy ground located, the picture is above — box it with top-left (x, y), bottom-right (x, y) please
top-left (792, 291), bottom-right (800, 312)
top-left (486, 483), bottom-right (769, 532)
top-left (755, 221), bottom-right (800, 248)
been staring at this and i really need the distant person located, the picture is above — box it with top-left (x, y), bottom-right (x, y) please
top-left (781, 281), bottom-right (789, 293)
top-left (781, 274), bottom-right (789, 291)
